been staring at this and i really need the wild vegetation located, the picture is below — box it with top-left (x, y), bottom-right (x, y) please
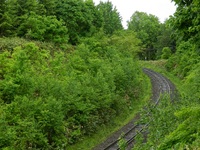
top-left (0, 0), bottom-right (150, 149)
top-left (133, 0), bottom-right (200, 149)
top-left (0, 0), bottom-right (200, 149)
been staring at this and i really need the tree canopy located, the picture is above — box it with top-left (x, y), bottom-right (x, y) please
top-left (171, 0), bottom-right (200, 46)
top-left (127, 11), bottom-right (161, 60)
top-left (0, 0), bottom-right (124, 45)
top-left (97, 1), bottom-right (123, 35)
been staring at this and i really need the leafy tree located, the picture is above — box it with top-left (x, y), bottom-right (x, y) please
top-left (0, 0), bottom-right (18, 36)
top-left (171, 0), bottom-right (200, 47)
top-left (0, 0), bottom-right (41, 37)
top-left (127, 11), bottom-right (161, 60)
top-left (55, 0), bottom-right (102, 44)
top-left (166, 41), bottom-right (199, 78)
top-left (110, 30), bottom-right (141, 57)
top-left (37, 0), bottom-right (57, 16)
top-left (0, 0), bottom-right (6, 34)
top-left (18, 13), bottom-right (68, 44)
top-left (84, 0), bottom-right (103, 34)
top-left (155, 20), bottom-right (176, 59)
top-left (97, 1), bottom-right (123, 35)
top-left (14, 0), bottom-right (40, 31)
top-left (0, 96), bottom-right (66, 149)
top-left (15, 0), bottom-right (39, 16)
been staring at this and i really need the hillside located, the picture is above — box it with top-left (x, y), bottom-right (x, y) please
top-left (0, 0), bottom-right (200, 149)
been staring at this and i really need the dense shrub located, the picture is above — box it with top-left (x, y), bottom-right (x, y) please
top-left (0, 35), bottom-right (145, 149)
top-left (161, 47), bottom-right (172, 59)
top-left (133, 41), bottom-right (200, 149)
top-left (165, 41), bottom-right (199, 78)
top-left (184, 62), bottom-right (200, 100)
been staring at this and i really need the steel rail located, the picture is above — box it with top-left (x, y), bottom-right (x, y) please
top-left (95, 68), bottom-right (175, 150)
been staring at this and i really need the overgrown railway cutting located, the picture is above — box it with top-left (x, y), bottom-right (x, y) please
top-left (93, 68), bottom-right (176, 150)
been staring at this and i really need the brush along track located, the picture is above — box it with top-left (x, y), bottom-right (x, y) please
top-left (93, 68), bottom-right (176, 150)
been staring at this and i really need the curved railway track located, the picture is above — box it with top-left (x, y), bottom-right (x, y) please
top-left (93, 68), bottom-right (176, 150)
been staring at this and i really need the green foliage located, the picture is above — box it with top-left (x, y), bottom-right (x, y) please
top-left (158, 106), bottom-right (200, 149)
top-left (0, 34), bottom-right (145, 148)
top-left (118, 133), bottom-right (127, 150)
top-left (110, 30), bottom-right (141, 57)
top-left (155, 20), bottom-right (176, 59)
top-left (127, 11), bottom-right (161, 60)
top-left (0, 96), bottom-right (66, 149)
top-left (18, 13), bottom-right (69, 44)
top-left (184, 62), bottom-right (200, 100)
top-left (135, 98), bottom-right (200, 150)
top-left (136, 59), bottom-right (200, 149)
top-left (161, 47), bottom-right (172, 59)
top-left (171, 0), bottom-right (200, 47)
top-left (97, 1), bottom-right (123, 35)
top-left (133, 95), bottom-right (179, 149)
top-left (166, 41), bottom-right (199, 78)
top-left (0, 0), bottom-right (18, 36)
top-left (160, 63), bottom-right (200, 149)
top-left (0, 37), bottom-right (28, 52)
top-left (0, 0), bottom-right (106, 45)
top-left (133, 0), bottom-right (200, 148)
top-left (38, 0), bottom-right (57, 16)
top-left (55, 0), bottom-right (103, 44)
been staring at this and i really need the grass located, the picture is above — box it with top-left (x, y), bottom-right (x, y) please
top-left (140, 60), bottom-right (184, 94)
top-left (67, 69), bottom-right (152, 150)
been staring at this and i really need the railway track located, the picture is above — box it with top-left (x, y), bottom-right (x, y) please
top-left (93, 68), bottom-right (176, 150)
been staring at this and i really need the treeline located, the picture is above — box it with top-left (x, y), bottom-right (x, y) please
top-left (0, 0), bottom-right (175, 59)
top-left (0, 0), bottom-right (122, 45)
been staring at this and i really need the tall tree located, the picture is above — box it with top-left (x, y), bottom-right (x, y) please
top-left (84, 0), bottom-right (103, 34)
top-left (0, 0), bottom-right (41, 37)
top-left (37, 0), bottom-right (56, 16)
top-left (171, 0), bottom-right (200, 48)
top-left (55, 0), bottom-right (102, 45)
top-left (127, 11), bottom-right (161, 60)
top-left (18, 13), bottom-right (68, 44)
top-left (97, 1), bottom-right (123, 35)
top-left (0, 0), bottom-right (18, 36)
top-left (155, 20), bottom-right (176, 58)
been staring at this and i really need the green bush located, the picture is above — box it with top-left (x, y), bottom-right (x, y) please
top-left (166, 41), bottom-right (199, 78)
top-left (184, 62), bottom-right (200, 100)
top-left (0, 34), bottom-right (145, 148)
top-left (0, 96), bottom-right (66, 149)
top-left (161, 47), bottom-right (171, 59)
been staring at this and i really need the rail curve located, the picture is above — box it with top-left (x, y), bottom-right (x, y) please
top-left (93, 68), bottom-right (176, 150)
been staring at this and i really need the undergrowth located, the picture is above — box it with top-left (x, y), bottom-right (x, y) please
top-left (133, 60), bottom-right (200, 149)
